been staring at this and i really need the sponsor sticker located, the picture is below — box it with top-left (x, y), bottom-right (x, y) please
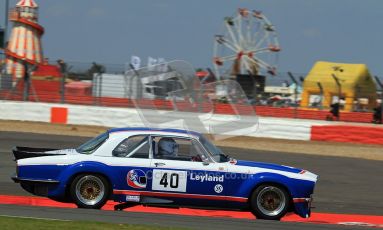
top-left (126, 195), bottom-right (140, 202)
top-left (127, 169), bottom-right (147, 189)
top-left (214, 184), bottom-right (223, 194)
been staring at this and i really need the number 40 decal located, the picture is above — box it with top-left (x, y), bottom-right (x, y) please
top-left (152, 169), bottom-right (187, 192)
top-left (160, 173), bottom-right (179, 188)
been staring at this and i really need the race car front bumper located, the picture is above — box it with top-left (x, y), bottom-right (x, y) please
top-left (293, 195), bottom-right (314, 218)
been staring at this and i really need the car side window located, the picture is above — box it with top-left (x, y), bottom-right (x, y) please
top-left (113, 135), bottom-right (150, 158)
top-left (153, 136), bottom-right (209, 162)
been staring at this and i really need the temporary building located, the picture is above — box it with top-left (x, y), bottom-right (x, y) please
top-left (300, 61), bottom-right (377, 111)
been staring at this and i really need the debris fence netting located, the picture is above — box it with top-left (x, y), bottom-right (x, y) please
top-left (0, 60), bottom-right (381, 124)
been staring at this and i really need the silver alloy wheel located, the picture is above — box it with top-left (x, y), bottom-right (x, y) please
top-left (256, 186), bottom-right (286, 217)
top-left (75, 175), bottom-right (105, 206)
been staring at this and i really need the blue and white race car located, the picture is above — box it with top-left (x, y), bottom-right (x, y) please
top-left (12, 127), bottom-right (318, 220)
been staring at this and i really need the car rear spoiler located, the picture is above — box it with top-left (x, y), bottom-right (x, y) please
top-left (12, 146), bottom-right (64, 160)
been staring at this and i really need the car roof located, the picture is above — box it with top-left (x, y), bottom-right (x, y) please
top-left (108, 127), bottom-right (202, 138)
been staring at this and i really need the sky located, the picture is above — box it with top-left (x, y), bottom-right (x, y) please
top-left (1, 0), bottom-right (383, 78)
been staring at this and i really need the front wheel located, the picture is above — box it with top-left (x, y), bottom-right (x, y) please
top-left (250, 184), bottom-right (290, 220)
top-left (70, 174), bottom-right (110, 209)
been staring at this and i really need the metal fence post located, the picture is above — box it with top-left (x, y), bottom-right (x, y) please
top-left (199, 83), bottom-right (204, 113)
top-left (331, 74), bottom-right (342, 121)
top-left (98, 73), bottom-right (102, 105)
top-left (355, 84), bottom-right (361, 111)
top-left (92, 72), bottom-right (98, 105)
top-left (332, 74), bottom-right (342, 100)
top-left (374, 76), bottom-right (383, 123)
top-left (288, 72), bottom-right (298, 118)
top-left (317, 82), bottom-right (324, 110)
top-left (22, 62), bottom-right (30, 101)
top-left (0, 0), bottom-right (8, 69)
top-left (57, 59), bottom-right (67, 103)
top-left (2, 0), bottom-right (9, 50)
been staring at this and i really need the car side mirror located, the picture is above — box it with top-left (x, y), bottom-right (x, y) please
top-left (202, 161), bottom-right (210, 166)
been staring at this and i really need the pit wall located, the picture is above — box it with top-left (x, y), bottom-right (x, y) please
top-left (1, 100), bottom-right (382, 145)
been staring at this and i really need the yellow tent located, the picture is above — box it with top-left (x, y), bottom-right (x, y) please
top-left (300, 61), bottom-right (377, 111)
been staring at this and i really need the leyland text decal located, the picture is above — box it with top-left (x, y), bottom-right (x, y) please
top-left (190, 173), bottom-right (224, 182)
top-left (127, 169), bottom-right (147, 189)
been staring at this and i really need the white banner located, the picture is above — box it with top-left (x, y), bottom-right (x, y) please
top-left (131, 56), bottom-right (141, 70)
top-left (147, 57), bottom-right (157, 71)
top-left (157, 57), bottom-right (168, 72)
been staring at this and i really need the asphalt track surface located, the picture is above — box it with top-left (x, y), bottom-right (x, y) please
top-left (0, 131), bottom-right (382, 229)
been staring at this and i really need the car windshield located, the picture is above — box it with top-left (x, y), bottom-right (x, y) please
top-left (76, 132), bottom-right (109, 154)
top-left (199, 136), bottom-right (229, 162)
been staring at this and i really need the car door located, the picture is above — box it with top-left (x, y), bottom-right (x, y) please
top-left (109, 135), bottom-right (153, 201)
top-left (149, 135), bottom-right (228, 206)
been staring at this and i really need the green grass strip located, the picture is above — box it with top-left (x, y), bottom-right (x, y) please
top-left (0, 215), bottom-right (187, 230)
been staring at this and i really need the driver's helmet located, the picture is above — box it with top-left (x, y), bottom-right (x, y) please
top-left (158, 137), bottom-right (179, 157)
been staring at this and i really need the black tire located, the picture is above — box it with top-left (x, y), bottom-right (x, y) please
top-left (250, 184), bottom-right (290, 220)
top-left (70, 174), bottom-right (110, 209)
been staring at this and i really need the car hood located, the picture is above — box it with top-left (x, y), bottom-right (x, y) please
top-left (233, 160), bottom-right (318, 182)
top-left (234, 160), bottom-right (303, 174)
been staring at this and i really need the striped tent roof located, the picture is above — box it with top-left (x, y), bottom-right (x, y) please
top-left (16, 0), bottom-right (38, 8)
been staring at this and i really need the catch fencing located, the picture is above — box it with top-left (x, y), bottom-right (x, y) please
top-left (0, 60), bottom-right (382, 124)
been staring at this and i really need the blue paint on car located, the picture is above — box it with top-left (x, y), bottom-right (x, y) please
top-left (235, 160), bottom-right (303, 173)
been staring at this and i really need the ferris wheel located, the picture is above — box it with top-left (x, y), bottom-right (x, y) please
top-left (213, 8), bottom-right (280, 80)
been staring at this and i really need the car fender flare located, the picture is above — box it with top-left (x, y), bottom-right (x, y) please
top-left (57, 161), bottom-right (117, 189)
top-left (236, 172), bottom-right (297, 199)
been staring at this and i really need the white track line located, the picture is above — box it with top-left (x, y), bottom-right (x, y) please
top-left (0, 214), bottom-right (70, 222)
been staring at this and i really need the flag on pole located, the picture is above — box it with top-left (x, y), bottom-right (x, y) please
top-left (131, 56), bottom-right (141, 70)
top-left (147, 57), bottom-right (157, 71)
top-left (157, 57), bottom-right (167, 72)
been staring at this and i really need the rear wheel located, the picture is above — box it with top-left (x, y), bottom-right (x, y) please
top-left (250, 184), bottom-right (290, 220)
top-left (70, 174), bottom-right (110, 209)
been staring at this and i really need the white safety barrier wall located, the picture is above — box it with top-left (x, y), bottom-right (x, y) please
top-left (3, 100), bottom-right (382, 145)
top-left (0, 101), bottom-right (52, 122)
top-left (0, 100), bottom-right (321, 141)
